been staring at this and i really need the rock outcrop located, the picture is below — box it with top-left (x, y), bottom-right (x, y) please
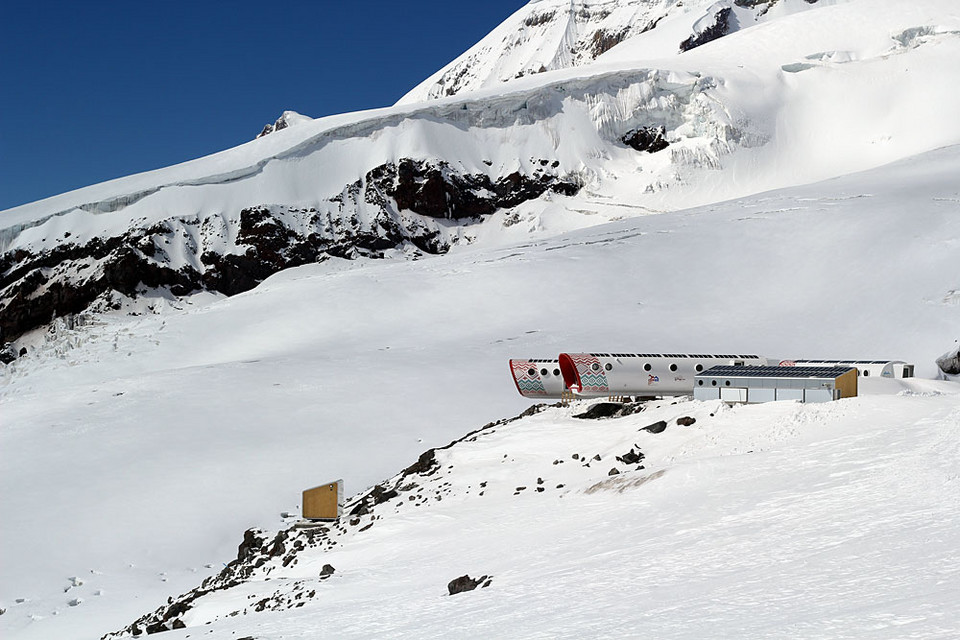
top-left (0, 160), bottom-right (581, 342)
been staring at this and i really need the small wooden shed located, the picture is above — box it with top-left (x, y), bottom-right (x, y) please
top-left (302, 479), bottom-right (344, 521)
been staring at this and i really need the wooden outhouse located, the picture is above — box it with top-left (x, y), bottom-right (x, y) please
top-left (302, 479), bottom-right (344, 521)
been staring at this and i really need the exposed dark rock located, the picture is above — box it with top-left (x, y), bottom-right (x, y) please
top-left (0, 230), bottom-right (200, 342)
top-left (3, 160), bottom-right (580, 341)
top-left (937, 346), bottom-right (960, 375)
top-left (366, 159), bottom-right (581, 220)
top-left (0, 343), bottom-right (17, 364)
top-left (448, 574), bottom-right (493, 595)
top-left (619, 401), bottom-right (646, 417)
top-left (349, 484), bottom-right (400, 516)
top-left (677, 416), bottom-right (697, 426)
top-left (574, 402), bottom-right (624, 419)
top-left (616, 448), bottom-right (645, 466)
top-left (734, 0), bottom-right (817, 11)
top-left (403, 449), bottom-right (439, 477)
top-left (608, 468), bottom-right (620, 476)
top-left (590, 28), bottom-right (628, 57)
top-left (642, 420), bottom-right (668, 434)
top-left (622, 126), bottom-right (669, 153)
top-left (680, 7), bottom-right (736, 52)
top-left (320, 564), bottom-right (335, 578)
top-left (519, 403), bottom-right (549, 419)
top-left (524, 11), bottom-right (555, 27)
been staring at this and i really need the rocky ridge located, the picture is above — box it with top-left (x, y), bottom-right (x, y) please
top-left (0, 160), bottom-right (582, 343)
top-left (102, 397), bottom-right (712, 637)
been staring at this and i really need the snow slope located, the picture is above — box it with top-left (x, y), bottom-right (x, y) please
top-left (2, 142), bottom-right (959, 639)
top-left (114, 385), bottom-right (960, 639)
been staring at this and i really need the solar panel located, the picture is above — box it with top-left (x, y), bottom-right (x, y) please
top-left (697, 365), bottom-right (856, 379)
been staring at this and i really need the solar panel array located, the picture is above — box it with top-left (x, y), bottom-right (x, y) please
top-left (586, 353), bottom-right (762, 359)
top-left (698, 366), bottom-right (856, 379)
top-left (794, 359), bottom-right (898, 365)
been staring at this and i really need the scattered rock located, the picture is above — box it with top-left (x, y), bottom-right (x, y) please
top-left (320, 564), bottom-right (335, 578)
top-left (403, 449), bottom-right (439, 477)
top-left (621, 126), bottom-right (669, 153)
top-left (680, 7), bottom-right (736, 52)
top-left (573, 402), bottom-right (623, 419)
top-left (677, 416), bottom-right (697, 426)
top-left (447, 574), bottom-right (493, 595)
top-left (0, 343), bottom-right (18, 364)
top-left (608, 468), bottom-right (620, 476)
top-left (592, 454), bottom-right (601, 461)
top-left (616, 448), bottom-right (645, 465)
top-left (642, 420), bottom-right (668, 434)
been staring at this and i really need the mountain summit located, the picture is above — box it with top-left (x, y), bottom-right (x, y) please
top-left (397, 0), bottom-right (827, 104)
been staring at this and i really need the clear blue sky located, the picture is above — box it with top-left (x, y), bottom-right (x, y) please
top-left (0, 1), bottom-right (527, 211)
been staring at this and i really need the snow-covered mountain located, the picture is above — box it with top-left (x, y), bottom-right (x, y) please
top-left (255, 110), bottom-right (314, 139)
top-left (397, 0), bottom-right (831, 104)
top-left (3, 0), bottom-right (958, 347)
top-left (2, 0), bottom-right (960, 638)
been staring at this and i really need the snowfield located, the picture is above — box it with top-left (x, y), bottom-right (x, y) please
top-left (2, 0), bottom-right (960, 638)
top-left (2, 143), bottom-right (959, 639)
top-left (118, 387), bottom-right (960, 639)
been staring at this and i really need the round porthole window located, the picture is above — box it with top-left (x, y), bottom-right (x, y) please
top-left (711, 380), bottom-right (717, 386)
top-left (696, 364), bottom-right (703, 372)
top-left (540, 368), bottom-right (549, 376)
top-left (528, 368), bottom-right (536, 376)
top-left (863, 370), bottom-right (870, 377)
top-left (605, 363), bottom-right (613, 371)
top-left (554, 369), bottom-right (561, 376)
top-left (592, 363), bottom-right (600, 371)
top-left (725, 380), bottom-right (731, 386)
top-left (644, 363), bottom-right (652, 372)
top-left (697, 380), bottom-right (704, 386)
top-left (670, 364), bottom-right (678, 372)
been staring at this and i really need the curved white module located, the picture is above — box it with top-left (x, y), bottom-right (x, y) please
top-left (558, 353), bottom-right (768, 398)
top-left (781, 359), bottom-right (915, 379)
top-left (509, 359), bottom-right (566, 399)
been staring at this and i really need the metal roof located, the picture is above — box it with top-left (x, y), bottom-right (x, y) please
top-left (586, 353), bottom-right (762, 359)
top-left (697, 365), bottom-right (856, 379)
top-left (793, 359), bottom-right (901, 365)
